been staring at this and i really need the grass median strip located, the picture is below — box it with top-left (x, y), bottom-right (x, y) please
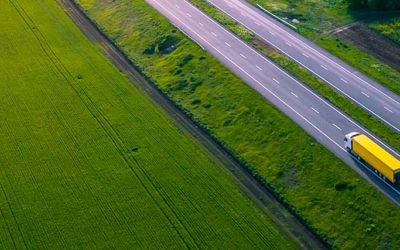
top-left (77, 0), bottom-right (400, 248)
top-left (0, 0), bottom-right (297, 248)
top-left (189, 1), bottom-right (400, 152)
top-left (247, 0), bottom-right (400, 96)
top-left (191, 0), bottom-right (400, 160)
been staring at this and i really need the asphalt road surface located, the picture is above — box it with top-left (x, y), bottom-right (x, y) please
top-left (207, 0), bottom-right (400, 133)
top-left (146, 0), bottom-right (400, 205)
top-left (61, 0), bottom-right (327, 247)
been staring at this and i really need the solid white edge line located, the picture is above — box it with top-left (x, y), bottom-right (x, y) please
top-left (202, 0), bottom-right (400, 134)
top-left (350, 153), bottom-right (400, 199)
top-left (223, 0), bottom-right (400, 107)
top-left (149, 0), bottom-right (400, 199)
top-left (149, 0), bottom-right (342, 149)
top-left (183, 0), bottom-right (400, 153)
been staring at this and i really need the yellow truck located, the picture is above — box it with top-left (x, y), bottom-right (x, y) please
top-left (344, 132), bottom-right (400, 184)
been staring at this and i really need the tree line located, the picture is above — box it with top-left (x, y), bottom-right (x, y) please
top-left (349, 0), bottom-right (400, 10)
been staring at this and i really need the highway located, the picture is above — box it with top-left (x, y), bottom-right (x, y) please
top-left (146, 0), bottom-right (400, 205)
top-left (206, 0), bottom-right (400, 133)
top-left (61, 0), bottom-right (326, 247)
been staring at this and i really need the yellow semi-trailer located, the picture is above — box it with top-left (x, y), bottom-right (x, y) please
top-left (344, 132), bottom-right (400, 184)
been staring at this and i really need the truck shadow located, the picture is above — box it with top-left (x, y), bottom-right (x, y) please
top-left (349, 155), bottom-right (400, 189)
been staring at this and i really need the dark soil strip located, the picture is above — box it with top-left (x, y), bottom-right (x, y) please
top-left (59, 0), bottom-right (327, 248)
top-left (336, 23), bottom-right (400, 71)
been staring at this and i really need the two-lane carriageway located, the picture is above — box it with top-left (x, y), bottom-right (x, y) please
top-left (207, 0), bottom-right (400, 133)
top-left (146, 0), bottom-right (400, 205)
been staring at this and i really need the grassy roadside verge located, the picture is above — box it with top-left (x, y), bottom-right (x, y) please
top-left (247, 0), bottom-right (400, 96)
top-left (76, 0), bottom-right (400, 248)
top-left (0, 0), bottom-right (296, 247)
top-left (189, 0), bottom-right (400, 164)
top-left (368, 17), bottom-right (400, 44)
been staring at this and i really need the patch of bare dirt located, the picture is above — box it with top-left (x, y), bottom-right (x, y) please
top-left (58, 0), bottom-right (327, 249)
top-left (335, 23), bottom-right (400, 71)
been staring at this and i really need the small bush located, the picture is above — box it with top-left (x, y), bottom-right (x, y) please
top-left (335, 181), bottom-right (356, 191)
top-left (191, 99), bottom-right (201, 105)
top-left (178, 54), bottom-right (194, 67)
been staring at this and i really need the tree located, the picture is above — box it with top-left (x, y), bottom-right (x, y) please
top-left (348, 0), bottom-right (400, 9)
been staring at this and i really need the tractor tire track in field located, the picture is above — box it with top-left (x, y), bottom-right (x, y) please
top-left (0, 183), bottom-right (20, 249)
top-left (59, 0), bottom-right (327, 249)
top-left (8, 0), bottom-right (197, 247)
top-left (0, 86), bottom-right (30, 247)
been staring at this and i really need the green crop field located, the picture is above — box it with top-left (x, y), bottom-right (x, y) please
top-left (0, 0), bottom-right (297, 248)
top-left (76, 0), bottom-right (400, 248)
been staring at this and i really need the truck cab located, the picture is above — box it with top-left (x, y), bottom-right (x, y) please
top-left (344, 132), bottom-right (360, 152)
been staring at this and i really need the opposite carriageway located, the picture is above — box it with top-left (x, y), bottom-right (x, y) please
top-left (146, 0), bottom-right (400, 205)
top-left (207, 0), bottom-right (400, 134)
